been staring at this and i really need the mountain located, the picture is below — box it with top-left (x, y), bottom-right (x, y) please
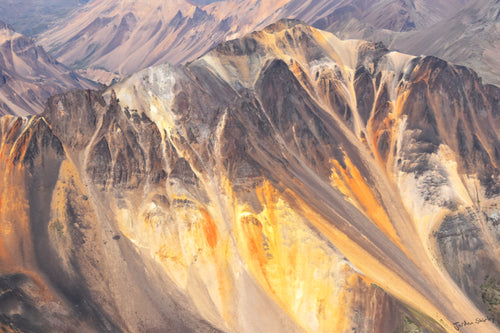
top-left (38, 0), bottom-right (290, 81)
top-left (0, 21), bottom-right (97, 116)
top-left (300, 0), bottom-right (499, 85)
top-left (1, 20), bottom-right (499, 332)
top-left (0, 0), bottom-right (90, 37)
top-left (389, 0), bottom-right (500, 86)
top-left (273, 0), bottom-right (500, 85)
top-left (38, 0), bottom-right (500, 87)
top-left (281, 0), bottom-right (472, 33)
top-left (42, 0), bottom-right (434, 81)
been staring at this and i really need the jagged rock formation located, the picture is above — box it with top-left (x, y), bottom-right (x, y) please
top-left (268, 0), bottom-right (500, 86)
top-left (39, 0), bottom-right (500, 87)
top-left (38, 0), bottom-right (291, 81)
top-left (1, 20), bottom-right (499, 332)
top-left (0, 21), bottom-right (97, 116)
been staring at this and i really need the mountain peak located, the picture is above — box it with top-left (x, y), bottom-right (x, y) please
top-left (262, 18), bottom-right (305, 33)
top-left (1, 1), bottom-right (500, 332)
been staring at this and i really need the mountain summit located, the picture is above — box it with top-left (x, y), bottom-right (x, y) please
top-left (1, 20), bottom-right (499, 332)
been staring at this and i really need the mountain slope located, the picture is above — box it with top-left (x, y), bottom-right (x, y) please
top-left (306, 0), bottom-right (500, 85)
top-left (1, 20), bottom-right (500, 332)
top-left (389, 0), bottom-right (500, 86)
top-left (263, 0), bottom-right (498, 86)
top-left (282, 0), bottom-right (472, 33)
top-left (0, 21), bottom-right (97, 116)
top-left (38, 0), bottom-right (289, 80)
top-left (39, 0), bottom-right (499, 87)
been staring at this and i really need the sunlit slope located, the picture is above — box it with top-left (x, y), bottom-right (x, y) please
top-left (38, 0), bottom-right (290, 81)
top-left (0, 21), bottom-right (96, 116)
top-left (39, 0), bottom-right (498, 87)
top-left (1, 20), bottom-right (499, 332)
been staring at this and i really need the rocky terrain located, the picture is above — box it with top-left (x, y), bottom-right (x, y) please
top-left (1, 20), bottom-right (499, 332)
top-left (38, 0), bottom-right (500, 87)
top-left (388, 0), bottom-right (500, 86)
top-left (0, 21), bottom-right (97, 116)
top-left (38, 0), bottom-right (291, 81)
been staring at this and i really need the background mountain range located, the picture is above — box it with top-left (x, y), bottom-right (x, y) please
top-left (35, 0), bottom-right (499, 86)
top-left (0, 0), bottom-right (498, 116)
top-left (0, 21), bottom-right (96, 115)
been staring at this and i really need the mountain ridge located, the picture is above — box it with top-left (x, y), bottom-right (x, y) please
top-left (0, 20), bottom-right (97, 116)
top-left (1, 20), bottom-right (499, 332)
top-left (38, 0), bottom-right (500, 87)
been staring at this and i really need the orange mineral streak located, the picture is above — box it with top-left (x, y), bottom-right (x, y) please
top-left (199, 202), bottom-right (233, 326)
top-left (123, 189), bottom-right (236, 329)
top-left (0, 197), bottom-right (11, 266)
top-left (239, 213), bottom-right (271, 288)
top-left (214, 243), bottom-right (233, 326)
top-left (0, 162), bottom-right (35, 271)
top-left (200, 207), bottom-right (219, 250)
top-left (1, 118), bottom-right (32, 268)
top-left (0, 140), bottom-right (12, 265)
top-left (330, 156), bottom-right (402, 247)
top-left (394, 86), bottom-right (411, 118)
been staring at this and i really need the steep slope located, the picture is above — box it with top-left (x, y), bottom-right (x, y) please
top-left (0, 21), bottom-right (97, 116)
top-left (267, 0), bottom-right (500, 86)
top-left (40, 0), bottom-right (492, 85)
top-left (389, 0), bottom-right (500, 86)
top-left (1, 20), bottom-right (499, 332)
top-left (38, 0), bottom-right (289, 81)
top-left (39, 0), bottom-right (500, 87)
top-left (306, 0), bottom-right (500, 85)
top-left (281, 0), bottom-right (472, 33)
